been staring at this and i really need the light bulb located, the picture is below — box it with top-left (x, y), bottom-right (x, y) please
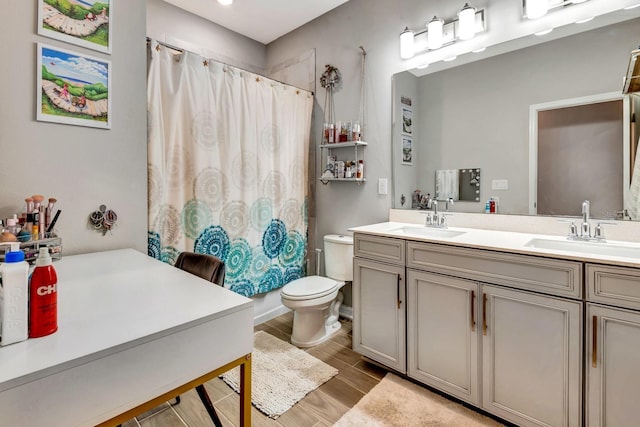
top-left (400, 27), bottom-right (415, 59)
top-left (458, 3), bottom-right (477, 41)
top-left (526, 0), bottom-right (549, 19)
top-left (427, 16), bottom-right (444, 50)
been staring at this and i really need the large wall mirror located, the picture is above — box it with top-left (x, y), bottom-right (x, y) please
top-left (392, 16), bottom-right (640, 220)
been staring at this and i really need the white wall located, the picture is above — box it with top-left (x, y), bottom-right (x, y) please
top-left (0, 2), bottom-right (147, 255)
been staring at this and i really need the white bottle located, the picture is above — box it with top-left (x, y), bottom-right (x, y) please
top-left (0, 243), bottom-right (29, 345)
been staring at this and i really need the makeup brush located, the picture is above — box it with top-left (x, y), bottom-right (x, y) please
top-left (25, 197), bottom-right (33, 214)
top-left (46, 198), bottom-right (57, 230)
top-left (32, 194), bottom-right (44, 211)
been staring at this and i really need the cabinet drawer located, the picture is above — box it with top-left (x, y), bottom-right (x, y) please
top-left (587, 264), bottom-right (640, 310)
top-left (354, 233), bottom-right (405, 265)
top-left (407, 242), bottom-right (582, 299)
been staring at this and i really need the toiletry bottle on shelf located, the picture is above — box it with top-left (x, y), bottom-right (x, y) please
top-left (485, 200), bottom-right (491, 214)
top-left (29, 247), bottom-right (58, 338)
top-left (0, 243), bottom-right (29, 346)
top-left (357, 160), bottom-right (364, 178)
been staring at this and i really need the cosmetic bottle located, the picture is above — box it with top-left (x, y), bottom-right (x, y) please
top-left (29, 247), bottom-right (58, 338)
top-left (0, 243), bottom-right (29, 346)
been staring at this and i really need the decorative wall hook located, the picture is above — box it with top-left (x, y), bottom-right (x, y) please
top-left (88, 204), bottom-right (118, 235)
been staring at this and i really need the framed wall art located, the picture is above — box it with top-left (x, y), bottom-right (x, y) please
top-left (402, 135), bottom-right (413, 165)
top-left (37, 43), bottom-right (112, 129)
top-left (401, 106), bottom-right (413, 135)
top-left (38, 0), bottom-right (112, 54)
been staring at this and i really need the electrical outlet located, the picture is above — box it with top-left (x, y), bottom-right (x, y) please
top-left (491, 179), bottom-right (508, 190)
top-left (378, 178), bottom-right (388, 195)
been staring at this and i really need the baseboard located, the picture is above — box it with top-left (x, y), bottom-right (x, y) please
top-left (253, 304), bottom-right (290, 325)
top-left (339, 304), bottom-right (353, 320)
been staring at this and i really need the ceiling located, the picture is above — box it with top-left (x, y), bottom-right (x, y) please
top-left (163, 0), bottom-right (350, 44)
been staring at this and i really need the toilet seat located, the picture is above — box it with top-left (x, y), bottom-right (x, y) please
top-left (281, 276), bottom-right (341, 301)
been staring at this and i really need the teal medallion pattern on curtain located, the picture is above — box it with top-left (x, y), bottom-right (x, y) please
top-left (147, 41), bottom-right (313, 297)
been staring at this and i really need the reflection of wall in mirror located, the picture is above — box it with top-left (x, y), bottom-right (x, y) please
top-left (392, 17), bottom-right (640, 218)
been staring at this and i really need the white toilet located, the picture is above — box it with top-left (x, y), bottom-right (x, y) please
top-left (280, 234), bottom-right (353, 348)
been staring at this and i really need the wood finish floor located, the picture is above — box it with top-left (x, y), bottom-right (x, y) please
top-left (122, 311), bottom-right (388, 427)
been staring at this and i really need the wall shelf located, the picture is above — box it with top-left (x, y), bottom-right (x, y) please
top-left (319, 141), bottom-right (368, 185)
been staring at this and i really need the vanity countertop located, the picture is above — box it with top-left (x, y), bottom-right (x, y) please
top-left (349, 221), bottom-right (640, 269)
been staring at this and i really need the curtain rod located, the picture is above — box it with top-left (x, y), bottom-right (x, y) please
top-left (146, 37), bottom-right (314, 96)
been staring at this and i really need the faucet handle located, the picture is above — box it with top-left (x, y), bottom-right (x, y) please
top-left (557, 219), bottom-right (578, 239)
top-left (594, 221), bottom-right (616, 241)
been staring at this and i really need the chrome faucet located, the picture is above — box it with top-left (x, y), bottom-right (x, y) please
top-left (581, 200), bottom-right (591, 238)
top-left (445, 197), bottom-right (454, 211)
top-left (425, 200), bottom-right (450, 228)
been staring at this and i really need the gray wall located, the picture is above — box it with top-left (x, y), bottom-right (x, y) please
top-left (415, 18), bottom-right (639, 215)
top-left (0, 2), bottom-right (147, 255)
top-left (146, 0), bottom-right (266, 74)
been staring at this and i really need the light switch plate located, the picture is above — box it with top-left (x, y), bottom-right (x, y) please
top-left (378, 178), bottom-right (388, 195)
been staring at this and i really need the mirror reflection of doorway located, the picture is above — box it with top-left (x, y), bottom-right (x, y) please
top-left (537, 100), bottom-right (623, 218)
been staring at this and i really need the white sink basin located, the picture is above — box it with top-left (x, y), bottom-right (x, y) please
top-left (525, 238), bottom-right (640, 259)
top-left (393, 226), bottom-right (467, 239)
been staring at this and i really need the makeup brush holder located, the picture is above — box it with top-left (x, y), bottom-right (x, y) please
top-left (0, 234), bottom-right (62, 265)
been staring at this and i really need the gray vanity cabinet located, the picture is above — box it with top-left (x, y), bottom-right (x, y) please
top-left (481, 285), bottom-right (582, 427)
top-left (405, 241), bottom-right (582, 427)
top-left (353, 234), bottom-right (406, 373)
top-left (586, 264), bottom-right (640, 427)
top-left (407, 269), bottom-right (480, 406)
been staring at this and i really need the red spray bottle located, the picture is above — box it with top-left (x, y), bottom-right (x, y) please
top-left (29, 247), bottom-right (58, 338)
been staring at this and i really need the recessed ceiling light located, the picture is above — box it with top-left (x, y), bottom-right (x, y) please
top-left (472, 47), bottom-right (486, 53)
top-left (218, 0), bottom-right (233, 5)
top-left (443, 56), bottom-right (457, 62)
top-left (417, 63), bottom-right (430, 69)
top-left (575, 16), bottom-right (594, 24)
top-left (534, 28), bottom-right (553, 36)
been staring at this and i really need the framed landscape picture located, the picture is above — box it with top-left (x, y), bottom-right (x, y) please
top-left (37, 43), bottom-right (111, 129)
top-left (38, 0), bottom-right (112, 54)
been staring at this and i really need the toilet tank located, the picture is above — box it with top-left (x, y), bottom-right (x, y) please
top-left (323, 234), bottom-right (354, 281)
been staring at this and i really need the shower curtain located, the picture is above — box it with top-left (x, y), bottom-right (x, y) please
top-left (146, 40), bottom-right (313, 297)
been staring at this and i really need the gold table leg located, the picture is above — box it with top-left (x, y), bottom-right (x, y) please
top-left (239, 353), bottom-right (252, 426)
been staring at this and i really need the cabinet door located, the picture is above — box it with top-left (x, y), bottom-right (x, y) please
top-left (587, 304), bottom-right (640, 427)
top-left (482, 285), bottom-right (582, 427)
top-left (353, 258), bottom-right (406, 373)
top-left (407, 270), bottom-right (480, 405)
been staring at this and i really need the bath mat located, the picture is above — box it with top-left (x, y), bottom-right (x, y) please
top-left (220, 330), bottom-right (338, 419)
top-left (333, 373), bottom-right (505, 426)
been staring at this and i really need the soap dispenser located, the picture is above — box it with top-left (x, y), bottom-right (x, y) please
top-left (0, 243), bottom-right (29, 345)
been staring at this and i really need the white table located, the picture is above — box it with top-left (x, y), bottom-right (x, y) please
top-left (0, 249), bottom-right (253, 426)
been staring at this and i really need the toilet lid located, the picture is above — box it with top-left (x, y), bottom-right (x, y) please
top-left (281, 276), bottom-right (340, 300)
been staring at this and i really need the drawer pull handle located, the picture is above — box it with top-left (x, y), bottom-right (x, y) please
top-left (397, 274), bottom-right (402, 309)
top-left (482, 293), bottom-right (488, 336)
top-left (592, 315), bottom-right (597, 368)
top-left (471, 290), bottom-right (476, 332)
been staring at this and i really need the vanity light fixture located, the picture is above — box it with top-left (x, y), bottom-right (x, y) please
top-left (427, 16), bottom-right (445, 50)
top-left (399, 4), bottom-right (486, 59)
top-left (458, 3), bottom-right (477, 40)
top-left (400, 27), bottom-right (415, 59)
top-left (524, 0), bottom-right (592, 20)
top-left (525, 0), bottom-right (549, 19)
